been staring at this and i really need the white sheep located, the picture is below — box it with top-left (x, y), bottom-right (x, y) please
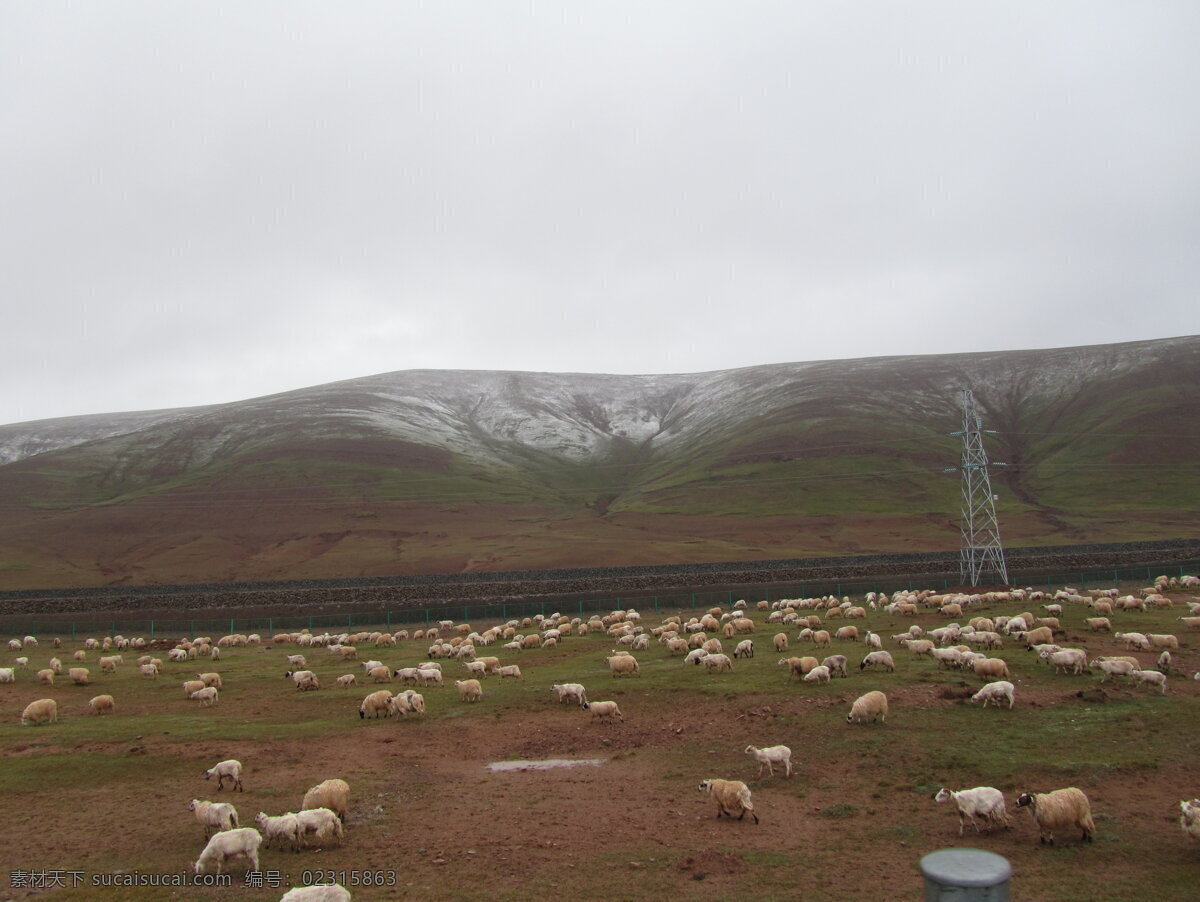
top-left (698, 779), bottom-right (759, 824)
top-left (192, 827), bottom-right (262, 875)
top-left (1089, 657), bottom-right (1137, 682)
top-left (745, 744), bottom-right (792, 778)
top-left (1041, 648), bottom-right (1087, 675)
top-left (1180, 799), bottom-right (1200, 842)
top-left (551, 683), bottom-right (588, 707)
top-left (859, 651), bottom-right (895, 672)
top-left (821, 655), bottom-right (849, 678)
top-left (190, 798), bottom-right (240, 837)
top-left (455, 678), bottom-right (483, 702)
top-left (969, 680), bottom-right (1015, 710)
top-left (702, 653), bottom-right (733, 673)
top-left (88, 694), bottom-right (115, 715)
top-left (21, 698), bottom-right (58, 725)
top-left (846, 690), bottom-right (888, 724)
top-left (606, 655), bottom-right (640, 677)
top-left (1130, 670), bottom-right (1167, 694)
top-left (1016, 787), bottom-right (1095, 845)
top-left (0, 667), bottom-right (14, 683)
top-left (280, 885), bottom-right (352, 902)
top-left (336, 674), bottom-right (357, 688)
top-left (295, 807), bottom-right (344, 847)
top-left (803, 665), bottom-right (831, 684)
top-left (733, 639), bottom-right (755, 658)
top-left (302, 778), bottom-right (349, 822)
top-left (390, 689), bottom-right (425, 715)
top-left (254, 811), bottom-right (301, 851)
top-left (933, 786), bottom-right (1010, 836)
top-left (191, 686), bottom-right (219, 707)
top-left (204, 759), bottom-right (244, 792)
top-left (584, 700), bottom-right (624, 722)
top-left (496, 664), bottom-right (523, 679)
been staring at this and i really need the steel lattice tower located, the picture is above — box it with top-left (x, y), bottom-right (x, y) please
top-left (950, 389), bottom-right (1009, 586)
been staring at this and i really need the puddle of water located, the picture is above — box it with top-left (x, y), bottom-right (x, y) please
top-left (486, 758), bottom-right (606, 772)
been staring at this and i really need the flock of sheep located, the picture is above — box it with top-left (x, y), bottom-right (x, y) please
top-left (4, 570), bottom-right (1200, 896)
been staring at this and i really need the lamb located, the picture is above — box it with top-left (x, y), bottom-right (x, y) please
top-left (552, 683), bottom-right (588, 707)
top-left (205, 759), bottom-right (244, 791)
top-left (68, 667), bottom-right (90, 685)
top-left (192, 827), bottom-right (262, 875)
top-left (733, 639), bottom-right (755, 658)
top-left (37, 668), bottom-right (54, 684)
top-left (969, 680), bottom-right (1015, 709)
top-left (496, 664), bottom-right (523, 679)
top-left (933, 786), bottom-right (1011, 836)
top-left (606, 655), bottom-right (640, 677)
top-left (821, 654), bottom-right (849, 678)
top-left (280, 885), bottom-right (352, 902)
top-left (191, 686), bottom-right (219, 706)
top-left (254, 811), bottom-right (301, 851)
top-left (745, 744), bottom-right (792, 778)
top-left (455, 678), bottom-right (483, 702)
top-left (359, 689), bottom-right (394, 718)
top-left (1016, 787), bottom-right (1095, 844)
top-left (1180, 799), bottom-right (1200, 842)
top-left (303, 778), bottom-right (350, 823)
top-left (859, 651), bottom-right (895, 672)
top-left (846, 690), bottom-right (888, 724)
top-left (190, 798), bottom-right (240, 837)
top-left (88, 694), bottom-right (115, 715)
top-left (294, 807), bottom-right (344, 847)
top-left (1130, 670), bottom-right (1167, 694)
top-left (21, 698), bottom-right (58, 725)
top-left (336, 674), bottom-right (357, 688)
top-left (584, 700), bottom-right (624, 722)
top-left (0, 667), bottom-right (13, 683)
top-left (803, 664), bottom-right (831, 684)
top-left (698, 779), bottom-right (759, 824)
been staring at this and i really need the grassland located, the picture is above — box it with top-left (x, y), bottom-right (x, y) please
top-left (1, 584), bottom-right (1199, 900)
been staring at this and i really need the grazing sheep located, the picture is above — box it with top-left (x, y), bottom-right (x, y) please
top-left (455, 678), bottom-right (483, 702)
top-left (1114, 632), bottom-right (1152, 651)
top-left (821, 654), bottom-right (849, 678)
top-left (811, 630), bottom-right (832, 648)
top-left (88, 694), bottom-right (115, 715)
top-left (1086, 617), bottom-right (1111, 632)
top-left (336, 674), bottom-right (357, 688)
top-left (190, 798), bottom-right (240, 837)
top-left (606, 655), bottom-right (640, 677)
top-left (745, 744), bottom-right (792, 778)
top-left (773, 633), bottom-right (788, 652)
top-left (1089, 658), bottom-right (1137, 682)
top-left (37, 668), bottom-right (54, 685)
top-left (0, 667), bottom-right (13, 683)
top-left (859, 651), bottom-right (895, 672)
top-left (733, 639), bottom-right (755, 659)
top-left (359, 689), bottom-right (394, 719)
top-left (970, 657), bottom-right (1011, 680)
top-left (368, 665), bottom-right (392, 683)
top-left (779, 656), bottom-right (819, 679)
top-left (192, 827), bottom-right (262, 875)
top-left (1016, 788), bottom-right (1095, 845)
top-left (934, 786), bottom-right (1011, 836)
top-left (280, 885), bottom-right (352, 902)
top-left (1180, 799), bottom-right (1200, 842)
top-left (391, 689), bottom-right (425, 715)
top-left (551, 683), bottom-right (588, 707)
top-left (1022, 627), bottom-right (1054, 648)
top-left (834, 625), bottom-right (859, 642)
top-left (294, 807), bottom-right (344, 847)
top-left (1147, 634), bottom-right (1180, 650)
top-left (68, 667), bottom-right (90, 685)
top-left (584, 700), bottom-right (624, 722)
top-left (846, 690), bottom-right (888, 724)
top-left (970, 680), bottom-right (1015, 709)
top-left (138, 664), bottom-right (158, 680)
top-left (20, 698), bottom-right (58, 725)
top-left (1041, 648), bottom-right (1088, 675)
top-left (255, 811), bottom-right (301, 852)
top-left (205, 759), bottom-right (244, 792)
top-left (1130, 670), bottom-right (1167, 694)
top-left (803, 665), bottom-right (831, 684)
top-left (302, 779), bottom-right (350, 823)
top-left (497, 664), bottom-right (523, 679)
top-left (698, 779), bottom-right (759, 824)
top-left (1178, 617), bottom-right (1200, 630)
top-left (191, 686), bottom-right (219, 707)
top-left (702, 653), bottom-right (734, 673)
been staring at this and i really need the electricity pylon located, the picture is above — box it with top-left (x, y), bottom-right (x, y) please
top-left (947, 389), bottom-right (1009, 586)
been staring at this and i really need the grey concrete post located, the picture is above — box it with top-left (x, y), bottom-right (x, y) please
top-left (919, 848), bottom-right (1011, 901)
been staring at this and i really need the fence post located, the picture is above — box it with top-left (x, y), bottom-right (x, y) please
top-left (150, 620), bottom-right (155, 639)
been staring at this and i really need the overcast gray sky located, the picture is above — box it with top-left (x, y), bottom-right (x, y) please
top-left (2, 1), bottom-right (1197, 426)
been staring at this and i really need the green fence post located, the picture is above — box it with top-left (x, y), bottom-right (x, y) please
top-left (150, 621), bottom-right (155, 639)
top-left (110, 620), bottom-right (116, 637)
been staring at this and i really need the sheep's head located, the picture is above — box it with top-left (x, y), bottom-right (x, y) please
top-left (1016, 793), bottom-right (1036, 808)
